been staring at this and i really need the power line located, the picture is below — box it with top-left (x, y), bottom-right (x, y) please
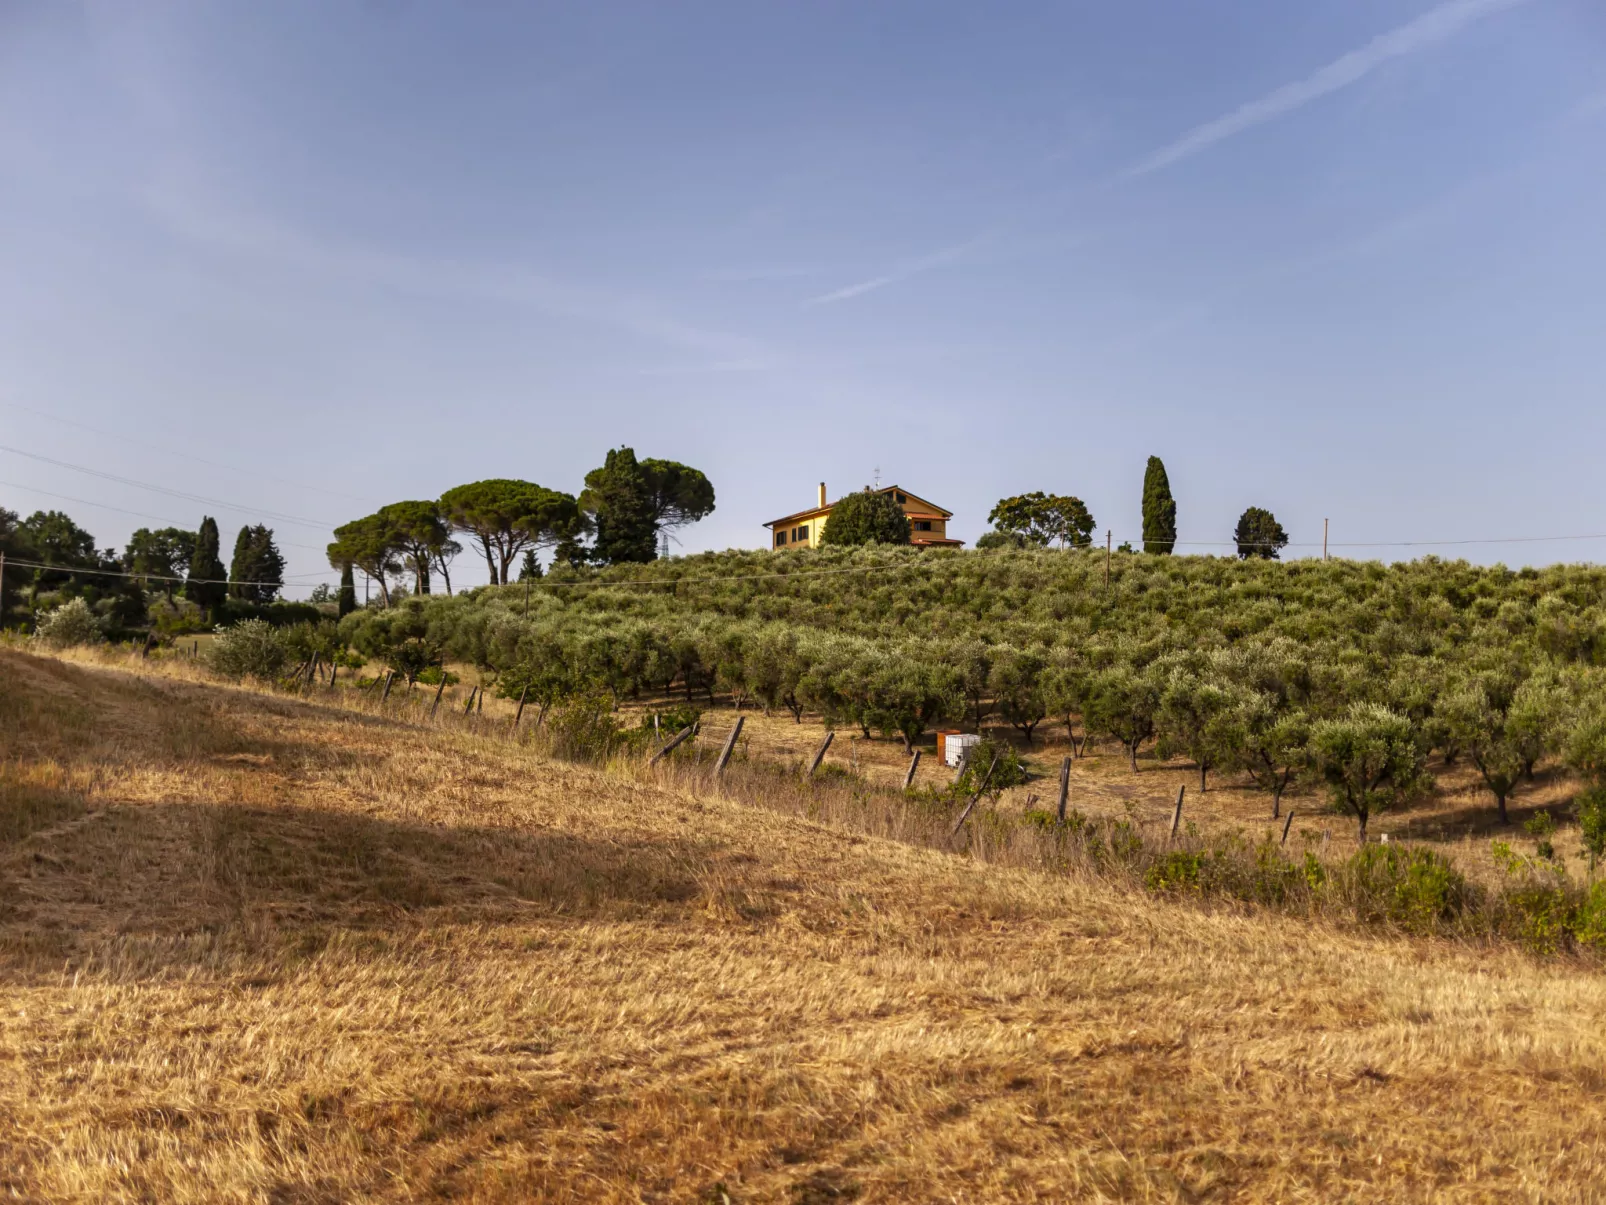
top-left (0, 444), bottom-right (337, 530)
top-left (1, 556), bottom-right (328, 588)
top-left (2, 401), bottom-right (378, 506)
top-left (0, 479), bottom-right (331, 554)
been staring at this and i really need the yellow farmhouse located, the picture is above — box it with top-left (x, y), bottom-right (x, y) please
top-left (764, 483), bottom-right (964, 549)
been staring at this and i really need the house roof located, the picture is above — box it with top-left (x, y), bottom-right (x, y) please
top-left (764, 484), bottom-right (952, 529)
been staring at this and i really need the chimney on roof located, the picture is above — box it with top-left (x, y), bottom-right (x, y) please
top-left (818, 482), bottom-right (826, 508)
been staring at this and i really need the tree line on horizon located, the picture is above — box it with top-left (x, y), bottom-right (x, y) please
top-left (973, 455), bottom-right (1289, 561)
top-left (324, 446), bottom-right (715, 608)
top-left (0, 505), bottom-right (287, 630)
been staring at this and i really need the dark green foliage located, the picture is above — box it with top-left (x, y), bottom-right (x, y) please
top-left (582, 447), bottom-right (659, 565)
top-left (125, 527), bottom-right (196, 600)
top-left (1141, 456), bottom-right (1176, 555)
top-left (974, 529), bottom-right (1031, 550)
top-left (519, 550), bottom-right (543, 581)
top-left (186, 516), bottom-right (228, 621)
top-left (228, 524), bottom-right (285, 604)
top-left (639, 458), bottom-right (716, 537)
top-left (338, 562), bottom-right (358, 617)
top-left (819, 490), bottom-right (911, 547)
top-left (1234, 507), bottom-right (1288, 560)
top-left (377, 500), bottom-right (451, 594)
top-left (987, 492), bottom-right (1096, 548)
top-left (439, 479), bottom-right (582, 585)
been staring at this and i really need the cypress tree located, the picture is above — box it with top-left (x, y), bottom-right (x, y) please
top-left (582, 447), bottom-right (658, 564)
top-left (229, 526), bottom-right (254, 600)
top-left (1141, 456), bottom-right (1177, 555)
top-left (337, 562), bottom-right (357, 617)
top-left (186, 516), bottom-right (227, 622)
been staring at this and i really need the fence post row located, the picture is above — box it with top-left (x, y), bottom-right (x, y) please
top-left (902, 749), bottom-right (921, 791)
top-left (380, 671), bottom-right (395, 702)
top-left (429, 675), bottom-right (447, 719)
top-left (463, 686), bottom-right (477, 716)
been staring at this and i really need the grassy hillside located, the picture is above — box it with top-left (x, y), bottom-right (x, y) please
top-left (4, 647), bottom-right (1606, 1200)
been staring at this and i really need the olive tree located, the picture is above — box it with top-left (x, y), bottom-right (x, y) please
top-left (1310, 704), bottom-right (1425, 839)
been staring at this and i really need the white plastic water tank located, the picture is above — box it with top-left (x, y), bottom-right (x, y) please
top-left (944, 732), bottom-right (981, 768)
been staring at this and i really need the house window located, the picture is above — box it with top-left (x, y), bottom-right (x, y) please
top-left (794, 525), bottom-right (809, 541)
top-left (775, 530), bottom-right (787, 546)
top-left (914, 520), bottom-right (932, 532)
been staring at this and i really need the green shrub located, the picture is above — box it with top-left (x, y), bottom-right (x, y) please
top-left (415, 665), bottom-right (460, 687)
top-left (952, 737), bottom-right (1029, 798)
top-left (32, 598), bottom-right (105, 648)
top-left (642, 705), bottom-right (701, 735)
top-left (1146, 850), bottom-right (1207, 894)
top-left (207, 619), bottom-right (289, 681)
top-left (547, 691), bottom-right (620, 761)
top-left (1335, 843), bottom-right (1469, 932)
top-left (1502, 884), bottom-right (1574, 955)
top-left (1572, 883), bottom-right (1606, 952)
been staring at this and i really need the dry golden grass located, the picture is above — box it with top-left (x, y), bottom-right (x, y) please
top-left (3, 646), bottom-right (1606, 1202)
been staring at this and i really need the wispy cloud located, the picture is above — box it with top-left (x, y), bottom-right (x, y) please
top-left (802, 235), bottom-right (993, 307)
top-left (1125, 0), bottom-right (1532, 179)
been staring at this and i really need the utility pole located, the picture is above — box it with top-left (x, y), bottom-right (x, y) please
top-left (0, 551), bottom-right (5, 627)
top-left (1323, 518), bottom-right (1329, 562)
top-left (1104, 530), bottom-right (1111, 587)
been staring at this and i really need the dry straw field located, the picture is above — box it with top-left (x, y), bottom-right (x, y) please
top-left (3, 646), bottom-right (1606, 1202)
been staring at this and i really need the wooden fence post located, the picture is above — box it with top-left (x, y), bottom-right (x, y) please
top-left (513, 684), bottom-right (529, 730)
top-left (1281, 810), bottom-right (1296, 845)
top-left (949, 754), bottom-right (1001, 839)
top-left (380, 671), bottom-right (395, 702)
top-left (463, 686), bottom-right (477, 716)
top-left (902, 750), bottom-right (921, 790)
top-left (477, 688), bottom-right (484, 714)
top-left (648, 724), bottom-right (697, 765)
top-left (805, 731), bottom-right (834, 778)
top-left (328, 662), bottom-right (338, 688)
top-left (140, 631), bottom-right (154, 660)
top-left (1056, 756), bottom-right (1071, 822)
top-left (1169, 785), bottom-right (1185, 841)
top-left (429, 675), bottom-right (447, 719)
top-left (713, 716), bottom-right (745, 779)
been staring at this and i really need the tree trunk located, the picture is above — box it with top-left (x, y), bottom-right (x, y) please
top-left (1356, 809), bottom-right (1369, 840)
top-left (1128, 743), bottom-right (1139, 773)
top-left (438, 558), bottom-right (453, 596)
top-left (1199, 764), bottom-right (1207, 793)
top-left (1271, 782), bottom-right (1284, 820)
top-left (1497, 793), bottom-right (1510, 825)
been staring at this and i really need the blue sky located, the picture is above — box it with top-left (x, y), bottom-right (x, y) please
top-left (2, 0), bottom-right (1603, 592)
